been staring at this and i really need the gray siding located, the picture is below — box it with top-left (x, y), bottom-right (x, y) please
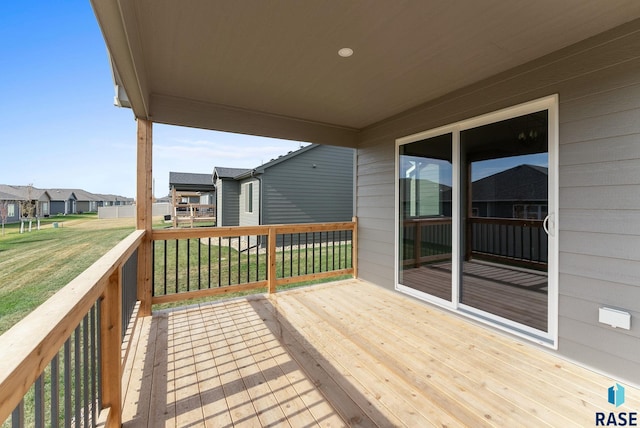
top-left (356, 19), bottom-right (640, 384)
top-left (3, 202), bottom-right (20, 223)
top-left (262, 145), bottom-right (354, 225)
top-left (217, 179), bottom-right (240, 227)
top-left (238, 178), bottom-right (260, 226)
top-left (50, 201), bottom-right (66, 215)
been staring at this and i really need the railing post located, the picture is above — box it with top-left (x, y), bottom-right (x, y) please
top-left (268, 226), bottom-right (277, 293)
top-left (413, 221), bottom-right (421, 268)
top-left (352, 216), bottom-right (358, 278)
top-left (136, 118), bottom-right (153, 316)
top-left (100, 270), bottom-right (122, 428)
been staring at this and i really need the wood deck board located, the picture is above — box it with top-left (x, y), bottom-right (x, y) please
top-left (401, 261), bottom-right (548, 330)
top-left (122, 279), bottom-right (638, 427)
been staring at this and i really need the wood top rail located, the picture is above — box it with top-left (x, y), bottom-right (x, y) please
top-left (468, 217), bottom-right (544, 228)
top-left (0, 229), bottom-right (145, 423)
top-left (403, 217), bottom-right (452, 226)
top-left (152, 221), bottom-right (356, 241)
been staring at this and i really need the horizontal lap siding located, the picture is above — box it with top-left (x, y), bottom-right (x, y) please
top-left (219, 180), bottom-right (240, 226)
top-left (238, 178), bottom-right (259, 226)
top-left (356, 19), bottom-right (640, 384)
top-left (262, 145), bottom-right (354, 225)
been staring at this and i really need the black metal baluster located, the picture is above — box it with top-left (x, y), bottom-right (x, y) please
top-left (97, 300), bottom-right (102, 411)
top-left (90, 305), bottom-right (97, 428)
top-left (151, 241), bottom-right (155, 297)
top-left (208, 238), bottom-right (212, 289)
top-left (51, 353), bottom-right (60, 428)
top-left (289, 234), bottom-right (293, 277)
top-left (175, 240), bottom-right (179, 294)
top-left (83, 315), bottom-right (89, 428)
top-left (319, 232), bottom-right (322, 272)
top-left (11, 399), bottom-right (24, 428)
top-left (246, 236), bottom-right (250, 283)
top-left (74, 326), bottom-right (81, 428)
top-left (198, 238), bottom-right (201, 290)
top-left (163, 240), bottom-right (167, 296)
top-left (332, 231), bottom-right (336, 271)
top-left (218, 237), bottom-right (222, 287)
top-left (186, 239), bottom-right (191, 292)
top-left (237, 237), bottom-right (241, 283)
top-left (35, 374), bottom-right (45, 428)
top-left (338, 230), bottom-right (342, 269)
top-left (256, 236), bottom-right (260, 281)
top-left (305, 232), bottom-right (308, 275)
top-left (280, 234), bottom-right (285, 278)
top-left (297, 233), bottom-right (301, 276)
top-left (228, 237), bottom-right (231, 286)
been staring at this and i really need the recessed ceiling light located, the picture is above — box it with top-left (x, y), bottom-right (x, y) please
top-left (338, 47), bottom-right (353, 58)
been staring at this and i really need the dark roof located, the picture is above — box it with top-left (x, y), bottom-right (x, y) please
top-left (253, 144), bottom-right (316, 173)
top-left (213, 167), bottom-right (252, 180)
top-left (0, 185), bottom-right (50, 201)
top-left (472, 164), bottom-right (548, 202)
top-left (0, 190), bottom-right (17, 200)
top-left (94, 193), bottom-right (134, 202)
top-left (215, 144), bottom-right (319, 181)
top-left (46, 189), bottom-right (77, 201)
top-left (169, 172), bottom-right (216, 191)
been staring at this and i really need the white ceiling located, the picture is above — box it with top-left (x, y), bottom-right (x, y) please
top-left (92, 0), bottom-right (640, 140)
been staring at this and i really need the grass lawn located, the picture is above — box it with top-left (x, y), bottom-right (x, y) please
top-left (0, 214), bottom-right (136, 335)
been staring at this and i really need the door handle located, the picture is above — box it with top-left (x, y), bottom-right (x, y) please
top-left (543, 214), bottom-right (552, 236)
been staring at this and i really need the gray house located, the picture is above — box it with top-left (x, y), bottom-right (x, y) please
top-left (0, 185), bottom-right (51, 220)
top-left (214, 144), bottom-right (354, 227)
top-left (168, 171), bottom-right (216, 205)
top-left (48, 189), bottom-right (77, 215)
top-left (95, 3), bottom-right (640, 387)
top-left (212, 167), bottom-right (251, 227)
top-left (0, 190), bottom-right (21, 224)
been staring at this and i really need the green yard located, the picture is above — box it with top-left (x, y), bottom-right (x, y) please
top-left (0, 215), bottom-right (353, 334)
top-left (0, 214), bottom-right (135, 335)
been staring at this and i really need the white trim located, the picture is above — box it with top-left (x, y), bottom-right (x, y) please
top-left (395, 94), bottom-right (559, 349)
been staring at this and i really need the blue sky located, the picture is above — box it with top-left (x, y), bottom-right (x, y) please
top-left (0, 2), bottom-right (307, 198)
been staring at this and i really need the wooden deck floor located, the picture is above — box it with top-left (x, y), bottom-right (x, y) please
top-left (401, 261), bottom-right (548, 330)
top-left (122, 279), bottom-right (638, 427)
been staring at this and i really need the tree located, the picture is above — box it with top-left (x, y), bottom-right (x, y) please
top-left (18, 184), bottom-right (36, 233)
top-left (0, 200), bottom-right (8, 236)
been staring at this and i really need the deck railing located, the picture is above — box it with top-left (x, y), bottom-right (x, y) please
top-left (151, 221), bottom-right (356, 304)
top-left (0, 230), bottom-right (144, 428)
top-left (0, 219), bottom-right (357, 427)
top-left (402, 216), bottom-right (547, 270)
top-left (468, 217), bottom-right (547, 268)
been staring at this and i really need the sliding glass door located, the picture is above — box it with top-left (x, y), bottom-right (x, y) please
top-left (459, 111), bottom-right (549, 332)
top-left (397, 96), bottom-right (557, 345)
top-left (398, 133), bottom-right (453, 303)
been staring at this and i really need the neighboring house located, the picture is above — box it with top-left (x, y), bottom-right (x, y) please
top-left (95, 4), bottom-right (640, 386)
top-left (72, 189), bottom-right (101, 213)
top-left (471, 164), bottom-right (548, 219)
top-left (212, 167), bottom-right (251, 227)
top-left (169, 171), bottom-right (217, 226)
top-left (0, 184), bottom-right (51, 220)
top-left (48, 189), bottom-right (77, 215)
top-left (168, 171), bottom-right (216, 205)
top-left (95, 194), bottom-right (134, 207)
top-left (214, 144), bottom-right (354, 227)
top-left (0, 190), bottom-right (21, 224)
top-left (47, 188), bottom-right (103, 214)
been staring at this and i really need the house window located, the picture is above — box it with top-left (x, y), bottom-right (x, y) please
top-left (8, 204), bottom-right (15, 217)
top-left (245, 183), bottom-right (253, 213)
top-left (513, 204), bottom-right (548, 220)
